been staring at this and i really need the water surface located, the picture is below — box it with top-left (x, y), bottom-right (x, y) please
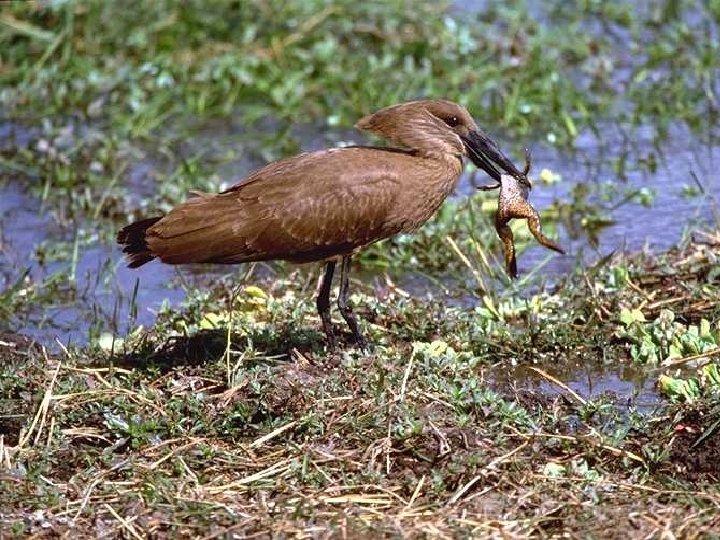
top-left (1, 117), bottom-right (717, 408)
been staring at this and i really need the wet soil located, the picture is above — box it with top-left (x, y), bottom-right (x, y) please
top-left (2, 331), bottom-right (716, 488)
top-left (0, 332), bottom-right (44, 446)
top-left (1, 115), bottom-right (719, 418)
top-left (666, 408), bottom-right (720, 482)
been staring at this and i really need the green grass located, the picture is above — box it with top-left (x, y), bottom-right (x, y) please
top-left (2, 235), bottom-right (720, 537)
top-left (2, 0), bottom-right (718, 195)
top-left (2, 0), bottom-right (605, 139)
top-left (0, 0), bottom-right (717, 283)
top-left (1, 2), bottom-right (720, 534)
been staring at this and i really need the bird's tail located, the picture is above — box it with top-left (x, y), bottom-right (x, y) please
top-left (117, 217), bottom-right (162, 268)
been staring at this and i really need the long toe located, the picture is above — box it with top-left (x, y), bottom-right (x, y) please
top-left (355, 334), bottom-right (372, 353)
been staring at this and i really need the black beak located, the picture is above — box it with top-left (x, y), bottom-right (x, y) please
top-left (462, 129), bottom-right (530, 187)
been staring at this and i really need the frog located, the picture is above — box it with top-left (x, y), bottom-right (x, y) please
top-left (477, 148), bottom-right (565, 278)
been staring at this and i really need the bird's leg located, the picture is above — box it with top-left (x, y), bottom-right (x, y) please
top-left (337, 255), bottom-right (368, 350)
top-left (316, 261), bottom-right (336, 348)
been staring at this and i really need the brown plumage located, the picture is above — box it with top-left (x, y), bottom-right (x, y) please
top-left (118, 99), bottom-right (529, 348)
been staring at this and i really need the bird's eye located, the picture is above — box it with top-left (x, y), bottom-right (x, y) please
top-left (445, 115), bottom-right (460, 127)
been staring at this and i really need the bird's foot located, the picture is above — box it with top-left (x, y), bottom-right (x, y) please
top-left (322, 329), bottom-right (371, 353)
top-left (322, 327), bottom-right (337, 351)
top-left (353, 333), bottom-right (372, 353)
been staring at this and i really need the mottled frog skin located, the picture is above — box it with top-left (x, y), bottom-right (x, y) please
top-left (480, 173), bottom-right (564, 278)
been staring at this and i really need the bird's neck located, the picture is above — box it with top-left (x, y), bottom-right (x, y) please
top-left (396, 151), bottom-right (463, 229)
top-left (417, 148), bottom-right (464, 174)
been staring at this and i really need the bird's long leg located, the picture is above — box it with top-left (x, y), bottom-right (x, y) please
top-left (316, 261), bottom-right (336, 348)
top-left (337, 255), bottom-right (368, 350)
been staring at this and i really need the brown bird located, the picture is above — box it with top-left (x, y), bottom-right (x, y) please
top-left (118, 99), bottom-right (527, 348)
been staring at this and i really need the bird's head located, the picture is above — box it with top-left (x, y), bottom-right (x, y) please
top-left (356, 99), bottom-right (530, 187)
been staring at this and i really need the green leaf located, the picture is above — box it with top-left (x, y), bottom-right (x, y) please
top-left (619, 308), bottom-right (645, 326)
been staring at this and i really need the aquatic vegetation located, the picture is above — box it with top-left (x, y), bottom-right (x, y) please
top-left (1, 2), bottom-right (720, 533)
top-left (659, 363), bottom-right (720, 402)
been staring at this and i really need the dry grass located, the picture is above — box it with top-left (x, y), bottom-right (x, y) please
top-left (2, 233), bottom-right (720, 537)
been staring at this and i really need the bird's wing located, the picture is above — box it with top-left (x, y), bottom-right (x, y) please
top-left (146, 148), bottom-right (406, 264)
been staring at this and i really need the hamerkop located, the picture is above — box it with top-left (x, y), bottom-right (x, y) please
top-left (118, 99), bottom-right (532, 348)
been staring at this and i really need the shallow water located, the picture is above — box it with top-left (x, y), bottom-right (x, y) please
top-left (517, 360), bottom-right (663, 415)
top-left (0, 116), bottom-right (717, 407)
top-left (501, 123), bottom-right (718, 276)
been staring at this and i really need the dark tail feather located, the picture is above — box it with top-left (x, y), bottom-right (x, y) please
top-left (117, 217), bottom-right (162, 268)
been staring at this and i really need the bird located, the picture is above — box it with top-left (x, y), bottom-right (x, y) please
top-left (117, 99), bottom-right (531, 349)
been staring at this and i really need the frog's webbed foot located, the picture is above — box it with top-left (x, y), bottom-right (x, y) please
top-left (526, 212), bottom-right (565, 255)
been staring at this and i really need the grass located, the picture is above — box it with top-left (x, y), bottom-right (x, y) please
top-left (1, 0), bottom-right (718, 204)
top-left (2, 233), bottom-right (720, 536)
top-left (1, 0), bottom-right (720, 535)
top-left (2, 0), bottom-right (607, 138)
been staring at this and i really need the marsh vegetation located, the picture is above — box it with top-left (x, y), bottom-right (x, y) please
top-left (1, 0), bottom-right (719, 536)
